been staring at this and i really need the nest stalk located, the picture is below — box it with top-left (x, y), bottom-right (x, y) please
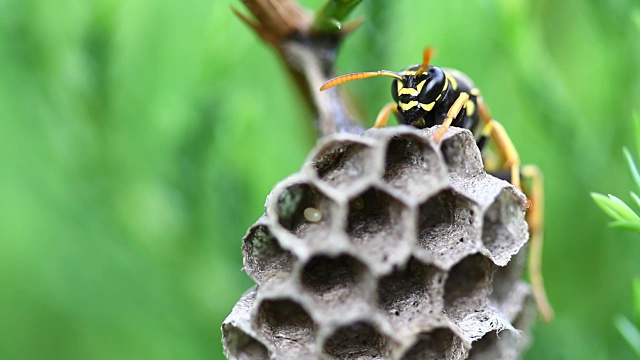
top-left (233, 0), bottom-right (365, 136)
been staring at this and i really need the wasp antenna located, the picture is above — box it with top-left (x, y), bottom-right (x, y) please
top-left (320, 71), bottom-right (403, 91)
top-left (415, 47), bottom-right (434, 77)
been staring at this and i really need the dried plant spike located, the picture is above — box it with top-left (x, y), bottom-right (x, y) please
top-left (223, 126), bottom-right (535, 359)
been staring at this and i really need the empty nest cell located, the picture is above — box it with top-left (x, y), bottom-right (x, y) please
top-left (256, 298), bottom-right (315, 356)
top-left (468, 330), bottom-right (520, 360)
top-left (312, 140), bottom-right (374, 189)
top-left (221, 324), bottom-right (270, 360)
top-left (347, 188), bottom-right (410, 264)
top-left (444, 254), bottom-right (494, 322)
top-left (438, 130), bottom-right (484, 178)
top-left (400, 328), bottom-right (467, 360)
top-left (276, 183), bottom-right (336, 240)
top-left (242, 225), bottom-right (293, 284)
top-left (418, 189), bottom-right (480, 265)
top-left (377, 258), bottom-right (445, 328)
top-left (491, 246), bottom-right (527, 309)
top-left (322, 321), bottom-right (391, 359)
top-left (300, 254), bottom-right (369, 307)
top-left (481, 189), bottom-right (528, 266)
top-left (383, 135), bottom-right (444, 200)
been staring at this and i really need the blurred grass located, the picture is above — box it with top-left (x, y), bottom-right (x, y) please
top-left (0, 0), bottom-right (639, 359)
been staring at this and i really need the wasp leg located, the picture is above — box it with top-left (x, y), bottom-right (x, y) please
top-left (479, 96), bottom-right (554, 322)
top-left (374, 102), bottom-right (399, 128)
top-left (477, 97), bottom-right (521, 190)
top-left (433, 92), bottom-right (470, 142)
top-left (522, 165), bottom-right (554, 322)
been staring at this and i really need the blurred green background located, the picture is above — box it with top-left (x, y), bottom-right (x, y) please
top-left (1, 0), bottom-right (639, 359)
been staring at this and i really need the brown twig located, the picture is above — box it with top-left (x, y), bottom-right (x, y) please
top-left (233, 0), bottom-right (365, 136)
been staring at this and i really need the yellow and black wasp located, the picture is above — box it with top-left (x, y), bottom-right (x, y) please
top-left (320, 48), bottom-right (553, 322)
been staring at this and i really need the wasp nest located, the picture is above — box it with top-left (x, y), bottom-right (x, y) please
top-left (222, 126), bottom-right (535, 359)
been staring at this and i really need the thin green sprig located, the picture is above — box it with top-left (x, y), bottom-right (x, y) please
top-left (635, 278), bottom-right (640, 329)
top-left (613, 276), bottom-right (640, 358)
top-left (615, 312), bottom-right (640, 357)
top-left (591, 114), bottom-right (640, 358)
top-left (591, 115), bottom-right (640, 232)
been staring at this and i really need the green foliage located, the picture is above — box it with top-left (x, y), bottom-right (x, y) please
top-left (621, 255), bottom-right (640, 357)
top-left (592, 115), bottom-right (640, 231)
top-left (613, 277), bottom-right (640, 358)
top-left (592, 192), bottom-right (640, 231)
top-left (636, 279), bottom-right (640, 325)
top-left (615, 312), bottom-right (640, 357)
top-left (1, 0), bottom-right (639, 359)
top-left (592, 114), bottom-right (640, 358)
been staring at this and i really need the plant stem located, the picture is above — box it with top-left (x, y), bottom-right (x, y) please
top-left (235, 0), bottom-right (365, 137)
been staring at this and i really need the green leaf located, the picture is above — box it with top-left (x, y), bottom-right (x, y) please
top-left (634, 278), bottom-right (640, 325)
top-left (607, 194), bottom-right (640, 222)
top-left (592, 193), bottom-right (626, 221)
top-left (609, 220), bottom-right (640, 233)
top-left (625, 148), bottom-right (640, 193)
top-left (634, 113), bottom-right (640, 160)
top-left (631, 192), bottom-right (640, 213)
top-left (614, 315), bottom-right (640, 357)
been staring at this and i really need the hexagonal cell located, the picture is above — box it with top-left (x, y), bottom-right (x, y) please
top-left (256, 298), bottom-right (316, 356)
top-left (418, 189), bottom-right (480, 265)
top-left (506, 298), bottom-right (535, 355)
top-left (322, 321), bottom-right (391, 359)
top-left (439, 130), bottom-right (484, 178)
top-left (383, 135), bottom-right (445, 200)
top-left (377, 258), bottom-right (446, 327)
top-left (301, 254), bottom-right (369, 307)
top-left (468, 330), bottom-right (520, 360)
top-left (400, 328), bottom-right (467, 360)
top-left (312, 140), bottom-right (375, 189)
top-left (491, 247), bottom-right (527, 311)
top-left (242, 225), bottom-right (293, 284)
top-left (222, 324), bottom-right (270, 360)
top-left (347, 188), bottom-right (411, 264)
top-left (444, 254), bottom-right (494, 322)
top-left (482, 189), bottom-right (528, 266)
top-left (276, 183), bottom-right (337, 240)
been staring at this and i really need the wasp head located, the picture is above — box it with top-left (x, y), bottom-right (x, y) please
top-left (319, 47), bottom-right (444, 129)
top-left (391, 65), bottom-right (447, 128)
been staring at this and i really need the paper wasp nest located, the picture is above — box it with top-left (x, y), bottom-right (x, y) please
top-left (222, 126), bottom-right (535, 359)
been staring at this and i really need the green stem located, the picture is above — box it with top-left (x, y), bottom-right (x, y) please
top-left (311, 0), bottom-right (363, 33)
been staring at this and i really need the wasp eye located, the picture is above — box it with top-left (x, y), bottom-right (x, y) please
top-left (418, 67), bottom-right (446, 104)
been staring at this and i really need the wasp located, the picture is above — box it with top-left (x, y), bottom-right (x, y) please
top-left (320, 48), bottom-right (553, 322)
